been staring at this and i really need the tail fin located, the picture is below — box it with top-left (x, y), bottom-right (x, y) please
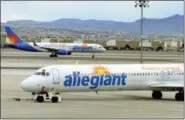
top-left (4, 26), bottom-right (24, 44)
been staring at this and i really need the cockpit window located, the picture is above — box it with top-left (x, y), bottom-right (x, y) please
top-left (46, 72), bottom-right (50, 76)
top-left (34, 72), bottom-right (42, 75)
top-left (34, 69), bottom-right (50, 76)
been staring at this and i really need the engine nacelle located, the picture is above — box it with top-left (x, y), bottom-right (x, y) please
top-left (55, 49), bottom-right (71, 55)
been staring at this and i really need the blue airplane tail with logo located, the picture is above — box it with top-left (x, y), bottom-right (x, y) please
top-left (4, 26), bottom-right (24, 44)
top-left (3, 26), bottom-right (38, 52)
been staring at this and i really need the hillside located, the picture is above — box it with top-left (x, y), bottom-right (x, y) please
top-left (2, 14), bottom-right (184, 35)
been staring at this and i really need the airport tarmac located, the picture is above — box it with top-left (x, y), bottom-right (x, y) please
top-left (1, 72), bottom-right (184, 119)
top-left (1, 59), bottom-right (183, 70)
top-left (1, 50), bottom-right (184, 62)
top-left (1, 49), bottom-right (184, 119)
top-left (1, 48), bottom-right (184, 55)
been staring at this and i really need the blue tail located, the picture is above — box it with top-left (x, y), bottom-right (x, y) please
top-left (4, 26), bottom-right (24, 44)
top-left (3, 26), bottom-right (38, 52)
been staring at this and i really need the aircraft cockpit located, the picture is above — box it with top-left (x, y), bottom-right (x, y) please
top-left (98, 46), bottom-right (103, 49)
top-left (34, 69), bottom-right (50, 76)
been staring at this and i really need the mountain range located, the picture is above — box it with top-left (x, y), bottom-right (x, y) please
top-left (2, 14), bottom-right (184, 35)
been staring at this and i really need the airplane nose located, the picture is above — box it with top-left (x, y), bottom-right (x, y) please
top-left (20, 77), bottom-right (37, 92)
top-left (20, 80), bottom-right (29, 91)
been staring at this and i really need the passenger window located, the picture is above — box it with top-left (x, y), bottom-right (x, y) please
top-left (171, 72), bottom-right (175, 75)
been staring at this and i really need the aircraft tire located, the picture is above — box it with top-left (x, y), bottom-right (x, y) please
top-left (175, 92), bottom-right (184, 101)
top-left (50, 54), bottom-right (57, 57)
top-left (152, 91), bottom-right (162, 99)
top-left (36, 96), bottom-right (44, 102)
top-left (51, 96), bottom-right (58, 103)
top-left (68, 52), bottom-right (72, 55)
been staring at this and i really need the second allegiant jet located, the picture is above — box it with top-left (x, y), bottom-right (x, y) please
top-left (3, 26), bottom-right (106, 57)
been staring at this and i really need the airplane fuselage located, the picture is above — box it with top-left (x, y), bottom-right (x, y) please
top-left (21, 64), bottom-right (184, 93)
top-left (27, 42), bottom-right (106, 53)
top-left (4, 26), bottom-right (106, 57)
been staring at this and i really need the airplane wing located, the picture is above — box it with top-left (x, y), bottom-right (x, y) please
top-left (149, 82), bottom-right (184, 91)
top-left (32, 41), bottom-right (72, 52)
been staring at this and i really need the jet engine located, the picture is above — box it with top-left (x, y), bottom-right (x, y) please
top-left (55, 49), bottom-right (71, 55)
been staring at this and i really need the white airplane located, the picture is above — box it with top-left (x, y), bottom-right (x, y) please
top-left (20, 64), bottom-right (184, 103)
top-left (4, 26), bottom-right (106, 58)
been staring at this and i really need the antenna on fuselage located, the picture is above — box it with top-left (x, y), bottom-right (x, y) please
top-left (76, 60), bottom-right (78, 65)
top-left (95, 90), bottom-right (99, 95)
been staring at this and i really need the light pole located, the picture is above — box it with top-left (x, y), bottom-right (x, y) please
top-left (135, 0), bottom-right (149, 64)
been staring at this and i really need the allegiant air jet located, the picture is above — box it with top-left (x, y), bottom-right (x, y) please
top-left (20, 64), bottom-right (184, 103)
top-left (3, 26), bottom-right (106, 57)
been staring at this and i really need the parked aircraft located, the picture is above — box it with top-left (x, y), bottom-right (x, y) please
top-left (20, 64), bottom-right (184, 103)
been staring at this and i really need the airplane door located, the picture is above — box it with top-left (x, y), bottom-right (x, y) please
top-left (51, 68), bottom-right (60, 84)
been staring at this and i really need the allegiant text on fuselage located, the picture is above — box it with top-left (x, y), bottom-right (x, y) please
top-left (64, 71), bottom-right (127, 89)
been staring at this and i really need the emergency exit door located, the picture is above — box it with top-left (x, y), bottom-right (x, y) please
top-left (51, 68), bottom-right (60, 84)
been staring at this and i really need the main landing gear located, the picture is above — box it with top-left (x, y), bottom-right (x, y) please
top-left (175, 91), bottom-right (184, 101)
top-left (33, 92), bottom-right (61, 103)
top-left (50, 52), bottom-right (57, 57)
top-left (152, 91), bottom-right (162, 99)
top-left (92, 53), bottom-right (95, 59)
top-left (152, 90), bottom-right (184, 101)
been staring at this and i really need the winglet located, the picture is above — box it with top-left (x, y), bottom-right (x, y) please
top-left (32, 40), bottom-right (38, 46)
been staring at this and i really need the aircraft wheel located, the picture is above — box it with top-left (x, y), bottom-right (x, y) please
top-left (92, 54), bottom-right (95, 59)
top-left (152, 91), bottom-right (162, 99)
top-left (175, 92), bottom-right (184, 101)
top-left (51, 96), bottom-right (58, 103)
top-left (50, 54), bottom-right (57, 57)
top-left (68, 52), bottom-right (72, 55)
top-left (50, 55), bottom-right (54, 57)
top-left (36, 96), bottom-right (44, 102)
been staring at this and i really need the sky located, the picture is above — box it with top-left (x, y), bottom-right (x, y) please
top-left (1, 1), bottom-right (184, 22)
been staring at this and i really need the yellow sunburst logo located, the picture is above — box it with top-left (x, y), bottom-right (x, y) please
top-left (92, 66), bottom-right (110, 75)
top-left (82, 43), bottom-right (87, 47)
